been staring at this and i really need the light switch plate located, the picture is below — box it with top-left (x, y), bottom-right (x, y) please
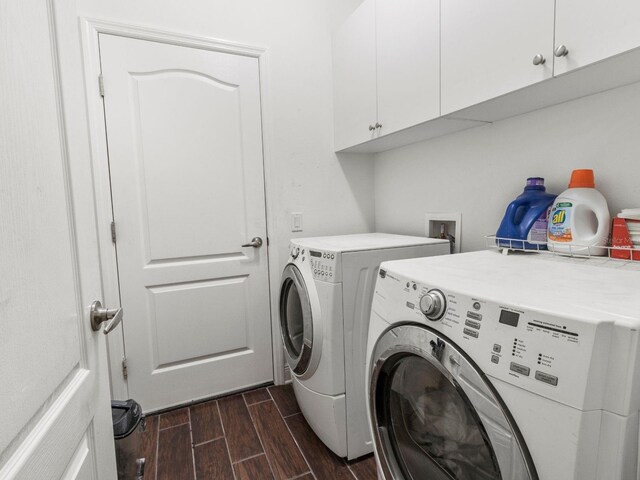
top-left (291, 212), bottom-right (303, 232)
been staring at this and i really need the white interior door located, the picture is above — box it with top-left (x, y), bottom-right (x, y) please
top-left (0, 1), bottom-right (116, 479)
top-left (99, 34), bottom-right (273, 412)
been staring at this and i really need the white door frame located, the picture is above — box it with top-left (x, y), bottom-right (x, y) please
top-left (79, 18), bottom-right (285, 400)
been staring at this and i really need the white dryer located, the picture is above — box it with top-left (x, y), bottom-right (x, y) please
top-left (279, 233), bottom-right (450, 459)
top-left (366, 250), bottom-right (640, 480)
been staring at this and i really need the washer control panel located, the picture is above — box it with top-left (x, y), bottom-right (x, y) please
top-left (373, 268), bottom-right (609, 410)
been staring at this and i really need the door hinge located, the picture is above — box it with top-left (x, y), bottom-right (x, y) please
top-left (98, 74), bottom-right (105, 97)
top-left (111, 221), bottom-right (117, 243)
top-left (122, 357), bottom-right (128, 380)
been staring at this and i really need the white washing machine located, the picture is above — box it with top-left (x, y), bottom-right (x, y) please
top-left (279, 233), bottom-right (450, 459)
top-left (366, 250), bottom-right (640, 480)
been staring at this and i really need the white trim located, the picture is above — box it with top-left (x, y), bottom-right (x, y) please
top-left (79, 17), bottom-right (285, 398)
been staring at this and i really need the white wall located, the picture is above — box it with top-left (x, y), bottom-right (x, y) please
top-left (75, 0), bottom-right (375, 381)
top-left (374, 82), bottom-right (640, 252)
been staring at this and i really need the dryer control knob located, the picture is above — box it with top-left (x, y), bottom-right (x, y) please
top-left (419, 290), bottom-right (446, 321)
top-left (291, 247), bottom-right (300, 259)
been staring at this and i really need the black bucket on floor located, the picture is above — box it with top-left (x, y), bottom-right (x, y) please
top-left (112, 399), bottom-right (146, 479)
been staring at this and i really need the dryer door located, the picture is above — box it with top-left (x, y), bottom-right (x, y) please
top-left (279, 264), bottom-right (315, 375)
top-left (370, 324), bottom-right (538, 480)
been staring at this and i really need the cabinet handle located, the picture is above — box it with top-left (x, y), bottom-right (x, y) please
top-left (369, 124), bottom-right (376, 131)
top-left (375, 122), bottom-right (382, 129)
top-left (554, 45), bottom-right (569, 57)
top-left (532, 54), bottom-right (546, 66)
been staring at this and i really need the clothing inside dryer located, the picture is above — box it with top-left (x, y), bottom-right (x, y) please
top-left (387, 355), bottom-right (501, 480)
top-left (283, 281), bottom-right (304, 356)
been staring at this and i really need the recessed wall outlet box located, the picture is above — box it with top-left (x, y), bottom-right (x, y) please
top-left (425, 213), bottom-right (462, 254)
top-left (291, 212), bottom-right (303, 232)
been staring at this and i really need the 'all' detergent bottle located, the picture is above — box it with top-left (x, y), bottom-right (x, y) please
top-left (547, 169), bottom-right (611, 256)
top-left (496, 177), bottom-right (556, 250)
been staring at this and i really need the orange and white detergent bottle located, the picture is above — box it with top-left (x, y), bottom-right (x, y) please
top-left (547, 169), bottom-right (611, 256)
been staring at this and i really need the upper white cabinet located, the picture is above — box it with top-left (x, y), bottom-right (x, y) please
top-left (376, 0), bottom-right (440, 136)
top-left (333, 0), bottom-right (640, 153)
top-left (554, 0), bottom-right (640, 75)
top-left (441, 0), bottom-right (555, 115)
top-left (333, 0), bottom-right (377, 151)
top-left (333, 0), bottom-right (440, 151)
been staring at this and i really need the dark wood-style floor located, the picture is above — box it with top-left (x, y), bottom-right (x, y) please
top-left (137, 384), bottom-right (378, 480)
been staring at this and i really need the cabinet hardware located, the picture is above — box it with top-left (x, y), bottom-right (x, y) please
top-left (554, 45), bottom-right (569, 57)
top-left (532, 54), bottom-right (546, 66)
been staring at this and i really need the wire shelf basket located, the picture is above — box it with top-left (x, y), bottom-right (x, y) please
top-left (485, 235), bottom-right (640, 265)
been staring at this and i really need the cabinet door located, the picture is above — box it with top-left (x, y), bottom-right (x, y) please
top-left (376, 0), bottom-right (440, 136)
top-left (441, 0), bottom-right (555, 115)
top-left (555, 0), bottom-right (640, 75)
top-left (333, 0), bottom-right (377, 151)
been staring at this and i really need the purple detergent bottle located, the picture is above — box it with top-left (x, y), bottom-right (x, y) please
top-left (496, 177), bottom-right (557, 250)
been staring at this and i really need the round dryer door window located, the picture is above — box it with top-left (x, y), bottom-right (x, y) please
top-left (370, 325), bottom-right (538, 480)
top-left (279, 264), bottom-right (314, 375)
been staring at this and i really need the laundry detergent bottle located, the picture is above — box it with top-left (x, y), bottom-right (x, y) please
top-left (547, 169), bottom-right (611, 256)
top-left (496, 177), bottom-right (556, 250)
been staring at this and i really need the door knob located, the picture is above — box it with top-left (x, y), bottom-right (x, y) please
top-left (242, 237), bottom-right (263, 248)
top-left (532, 54), bottom-right (546, 66)
top-left (554, 45), bottom-right (569, 57)
top-left (90, 300), bottom-right (123, 334)
top-left (375, 122), bottom-right (382, 129)
top-left (368, 124), bottom-right (376, 131)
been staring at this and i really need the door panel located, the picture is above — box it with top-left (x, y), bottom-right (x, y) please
top-left (441, 0), bottom-right (555, 115)
top-left (133, 70), bottom-right (247, 261)
top-left (1, 1), bottom-right (115, 478)
top-left (332, 0), bottom-right (377, 150)
top-left (150, 277), bottom-right (250, 366)
top-left (99, 34), bottom-right (273, 411)
top-left (376, 0), bottom-right (440, 135)
top-left (554, 0), bottom-right (640, 75)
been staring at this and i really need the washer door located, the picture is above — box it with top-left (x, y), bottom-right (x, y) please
top-left (279, 264), bottom-right (315, 375)
top-left (370, 324), bottom-right (538, 480)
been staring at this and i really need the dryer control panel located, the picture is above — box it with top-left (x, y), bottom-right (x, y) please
top-left (372, 268), bottom-right (614, 411)
top-left (289, 244), bottom-right (341, 283)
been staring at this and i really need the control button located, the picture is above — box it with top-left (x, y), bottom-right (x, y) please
top-left (331, 254), bottom-right (334, 259)
top-left (510, 362), bottom-right (530, 376)
top-left (302, 249), bottom-right (305, 255)
top-left (465, 319), bottom-right (481, 330)
top-left (491, 355), bottom-right (499, 364)
top-left (535, 371), bottom-right (558, 386)
top-left (473, 302), bottom-right (481, 311)
top-left (463, 328), bottom-right (479, 338)
top-left (329, 273), bottom-right (332, 277)
top-left (419, 290), bottom-right (447, 321)
top-left (412, 283), bottom-right (417, 290)
top-left (323, 253), bottom-right (326, 258)
top-left (493, 344), bottom-right (502, 353)
top-left (467, 311), bottom-right (483, 321)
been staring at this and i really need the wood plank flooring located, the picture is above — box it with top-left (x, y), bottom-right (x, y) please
top-left (136, 384), bottom-right (378, 480)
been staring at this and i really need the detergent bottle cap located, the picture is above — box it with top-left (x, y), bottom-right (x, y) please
top-left (568, 169), bottom-right (595, 188)
top-left (524, 177), bottom-right (546, 190)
